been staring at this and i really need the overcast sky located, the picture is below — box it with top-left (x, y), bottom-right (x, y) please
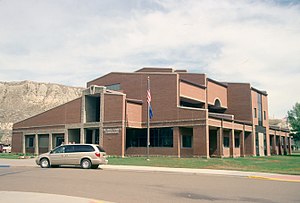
top-left (0, 0), bottom-right (299, 118)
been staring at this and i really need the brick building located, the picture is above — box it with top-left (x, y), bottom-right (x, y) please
top-left (12, 68), bottom-right (292, 157)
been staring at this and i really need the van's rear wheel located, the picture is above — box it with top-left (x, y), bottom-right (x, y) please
top-left (40, 158), bottom-right (50, 168)
top-left (81, 159), bottom-right (91, 169)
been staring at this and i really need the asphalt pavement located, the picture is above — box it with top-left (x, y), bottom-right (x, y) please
top-left (1, 158), bottom-right (299, 182)
top-left (0, 158), bottom-right (299, 203)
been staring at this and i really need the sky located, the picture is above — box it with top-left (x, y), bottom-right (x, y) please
top-left (0, 0), bottom-right (299, 118)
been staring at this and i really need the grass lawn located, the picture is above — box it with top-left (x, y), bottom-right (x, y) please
top-left (108, 155), bottom-right (300, 175)
top-left (0, 153), bottom-right (34, 159)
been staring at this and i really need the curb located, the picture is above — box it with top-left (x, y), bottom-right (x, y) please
top-left (248, 176), bottom-right (300, 183)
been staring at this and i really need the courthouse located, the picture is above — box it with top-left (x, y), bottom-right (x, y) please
top-left (12, 68), bottom-right (292, 157)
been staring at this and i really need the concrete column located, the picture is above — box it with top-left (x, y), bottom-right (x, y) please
top-left (288, 136), bottom-right (292, 155)
top-left (173, 127), bottom-right (180, 158)
top-left (251, 126), bottom-right (256, 156)
top-left (266, 130), bottom-right (271, 156)
top-left (64, 129), bottom-right (69, 144)
top-left (81, 95), bottom-right (86, 123)
top-left (284, 135), bottom-right (288, 155)
top-left (229, 128), bottom-right (235, 158)
top-left (22, 134), bottom-right (26, 154)
top-left (272, 134), bottom-right (276, 155)
top-left (99, 91), bottom-right (105, 147)
top-left (193, 125), bottom-right (209, 158)
top-left (34, 134), bottom-right (38, 155)
top-left (92, 130), bottom-right (96, 144)
top-left (278, 136), bottom-right (282, 155)
top-left (48, 133), bottom-right (53, 151)
top-left (80, 128), bottom-right (85, 144)
top-left (217, 127), bottom-right (223, 158)
top-left (240, 130), bottom-right (245, 157)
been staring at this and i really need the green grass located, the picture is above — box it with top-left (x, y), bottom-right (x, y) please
top-left (108, 155), bottom-right (300, 175)
top-left (0, 153), bottom-right (35, 159)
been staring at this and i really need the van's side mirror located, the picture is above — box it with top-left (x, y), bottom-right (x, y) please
top-left (50, 150), bottom-right (53, 154)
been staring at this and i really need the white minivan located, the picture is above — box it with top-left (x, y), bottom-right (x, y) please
top-left (36, 144), bottom-right (108, 169)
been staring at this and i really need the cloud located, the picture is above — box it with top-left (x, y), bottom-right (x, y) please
top-left (0, 0), bottom-right (299, 118)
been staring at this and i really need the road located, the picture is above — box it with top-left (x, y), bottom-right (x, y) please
top-left (0, 165), bottom-right (299, 203)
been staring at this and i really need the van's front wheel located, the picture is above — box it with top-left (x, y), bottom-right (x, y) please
top-left (40, 158), bottom-right (50, 168)
top-left (81, 159), bottom-right (91, 169)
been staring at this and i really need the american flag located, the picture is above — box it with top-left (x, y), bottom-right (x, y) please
top-left (147, 89), bottom-right (151, 104)
top-left (147, 88), bottom-right (153, 119)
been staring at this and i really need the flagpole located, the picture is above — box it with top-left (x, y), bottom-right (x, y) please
top-left (147, 76), bottom-right (150, 160)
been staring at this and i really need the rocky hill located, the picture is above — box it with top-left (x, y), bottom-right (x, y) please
top-left (0, 81), bottom-right (84, 144)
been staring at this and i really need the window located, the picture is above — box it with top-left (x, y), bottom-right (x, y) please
top-left (74, 145), bottom-right (94, 152)
top-left (257, 93), bottom-right (263, 126)
top-left (182, 135), bottom-right (192, 148)
top-left (55, 137), bottom-right (64, 147)
top-left (223, 137), bottom-right (229, 148)
top-left (254, 108), bottom-right (257, 118)
top-left (39, 136), bottom-right (48, 148)
top-left (235, 137), bottom-right (240, 148)
top-left (263, 111), bottom-right (266, 120)
top-left (52, 146), bottom-right (65, 154)
top-left (26, 136), bottom-right (34, 148)
top-left (106, 83), bottom-right (121, 91)
top-left (126, 127), bottom-right (173, 148)
top-left (96, 146), bottom-right (105, 152)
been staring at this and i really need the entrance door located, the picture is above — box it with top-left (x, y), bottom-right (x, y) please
top-left (209, 130), bottom-right (217, 157)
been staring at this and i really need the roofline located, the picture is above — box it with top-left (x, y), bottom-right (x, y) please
top-left (87, 71), bottom-right (179, 86)
top-left (126, 98), bottom-right (143, 105)
top-left (207, 78), bottom-right (228, 88)
top-left (251, 87), bottom-right (268, 96)
top-left (14, 97), bottom-right (82, 126)
top-left (179, 79), bottom-right (206, 89)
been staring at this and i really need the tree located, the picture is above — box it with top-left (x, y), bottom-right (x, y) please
top-left (288, 102), bottom-right (300, 142)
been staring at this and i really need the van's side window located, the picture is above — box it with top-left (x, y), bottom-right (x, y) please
top-left (74, 145), bottom-right (94, 152)
top-left (52, 146), bottom-right (65, 154)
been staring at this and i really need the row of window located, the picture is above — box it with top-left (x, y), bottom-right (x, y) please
top-left (26, 130), bottom-right (242, 150)
top-left (223, 137), bottom-right (240, 148)
top-left (126, 128), bottom-right (194, 148)
top-left (253, 108), bottom-right (266, 120)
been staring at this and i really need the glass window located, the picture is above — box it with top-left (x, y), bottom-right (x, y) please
top-left (106, 83), bottom-right (121, 91)
top-left (126, 127), bottom-right (173, 148)
top-left (74, 145), bottom-right (94, 152)
top-left (26, 136), bottom-right (34, 148)
top-left (96, 146), bottom-right (105, 152)
top-left (223, 137), bottom-right (229, 148)
top-left (182, 135), bottom-right (192, 148)
top-left (39, 136), bottom-right (48, 148)
top-left (65, 145), bottom-right (75, 153)
top-left (263, 111), bottom-right (266, 120)
top-left (257, 93), bottom-right (263, 126)
top-left (52, 146), bottom-right (65, 154)
top-left (235, 137), bottom-right (240, 148)
top-left (254, 108), bottom-right (257, 118)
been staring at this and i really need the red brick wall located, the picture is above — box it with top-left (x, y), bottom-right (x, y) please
top-left (14, 98), bottom-right (81, 129)
top-left (11, 132), bottom-right (23, 153)
top-left (126, 102), bottom-right (142, 128)
top-left (104, 94), bottom-right (125, 122)
top-left (89, 73), bottom-right (179, 123)
top-left (178, 73), bottom-right (206, 86)
top-left (207, 81), bottom-right (227, 108)
top-left (227, 83), bottom-right (252, 122)
top-left (180, 81), bottom-right (206, 102)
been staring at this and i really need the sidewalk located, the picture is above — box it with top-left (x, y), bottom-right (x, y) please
top-left (0, 191), bottom-right (110, 203)
top-left (1, 158), bottom-right (299, 183)
top-left (101, 165), bottom-right (300, 183)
